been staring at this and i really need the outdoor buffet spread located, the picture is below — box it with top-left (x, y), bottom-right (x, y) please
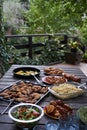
top-left (0, 66), bottom-right (87, 129)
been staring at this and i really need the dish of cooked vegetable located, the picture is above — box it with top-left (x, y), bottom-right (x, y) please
top-left (77, 106), bottom-right (87, 124)
top-left (15, 70), bottom-right (38, 76)
top-left (13, 67), bottom-right (40, 79)
top-left (8, 103), bottom-right (44, 128)
top-left (12, 106), bottom-right (40, 120)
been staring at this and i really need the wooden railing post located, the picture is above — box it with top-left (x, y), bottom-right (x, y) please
top-left (64, 34), bottom-right (68, 44)
top-left (48, 35), bottom-right (53, 40)
top-left (28, 36), bottom-right (32, 59)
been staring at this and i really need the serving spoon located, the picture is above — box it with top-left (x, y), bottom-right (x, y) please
top-left (31, 74), bottom-right (46, 87)
top-left (77, 82), bottom-right (87, 89)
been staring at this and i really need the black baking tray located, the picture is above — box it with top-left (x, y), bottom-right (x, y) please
top-left (13, 67), bottom-right (40, 79)
top-left (0, 80), bottom-right (49, 104)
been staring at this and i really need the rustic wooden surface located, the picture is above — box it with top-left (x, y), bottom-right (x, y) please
top-left (0, 64), bottom-right (87, 130)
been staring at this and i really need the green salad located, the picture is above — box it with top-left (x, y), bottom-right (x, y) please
top-left (77, 106), bottom-right (87, 124)
top-left (12, 106), bottom-right (40, 120)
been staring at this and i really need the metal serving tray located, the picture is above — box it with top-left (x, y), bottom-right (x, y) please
top-left (0, 80), bottom-right (49, 104)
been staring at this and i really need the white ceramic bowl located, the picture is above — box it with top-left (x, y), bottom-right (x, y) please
top-left (8, 103), bottom-right (44, 128)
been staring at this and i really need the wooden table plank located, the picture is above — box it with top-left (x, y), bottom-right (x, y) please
top-left (0, 64), bottom-right (87, 130)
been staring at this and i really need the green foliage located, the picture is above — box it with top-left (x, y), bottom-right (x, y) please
top-left (3, 0), bottom-right (29, 29)
top-left (31, 37), bottom-right (65, 65)
top-left (1, 0), bottom-right (87, 67)
top-left (0, 0), bottom-right (10, 77)
top-left (8, 36), bottom-right (65, 65)
top-left (37, 37), bottom-right (65, 64)
top-left (23, 1), bottom-right (82, 34)
top-left (79, 17), bottom-right (87, 44)
top-left (3, 0), bottom-right (87, 45)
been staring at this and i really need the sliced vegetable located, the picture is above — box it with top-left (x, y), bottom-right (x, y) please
top-left (12, 106), bottom-right (40, 120)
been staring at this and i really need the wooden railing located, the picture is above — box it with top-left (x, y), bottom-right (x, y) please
top-left (5, 33), bottom-right (81, 59)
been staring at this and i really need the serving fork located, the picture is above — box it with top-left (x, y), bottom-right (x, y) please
top-left (0, 99), bottom-right (14, 115)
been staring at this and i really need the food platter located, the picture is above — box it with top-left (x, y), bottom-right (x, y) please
top-left (0, 80), bottom-right (49, 104)
top-left (42, 76), bottom-right (67, 85)
top-left (44, 67), bottom-right (64, 75)
top-left (44, 67), bottom-right (81, 83)
top-left (44, 100), bottom-right (72, 119)
top-left (44, 108), bottom-right (59, 119)
top-left (48, 82), bottom-right (84, 100)
top-left (13, 67), bottom-right (40, 79)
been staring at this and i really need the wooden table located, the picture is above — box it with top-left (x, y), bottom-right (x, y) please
top-left (0, 64), bottom-right (87, 130)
